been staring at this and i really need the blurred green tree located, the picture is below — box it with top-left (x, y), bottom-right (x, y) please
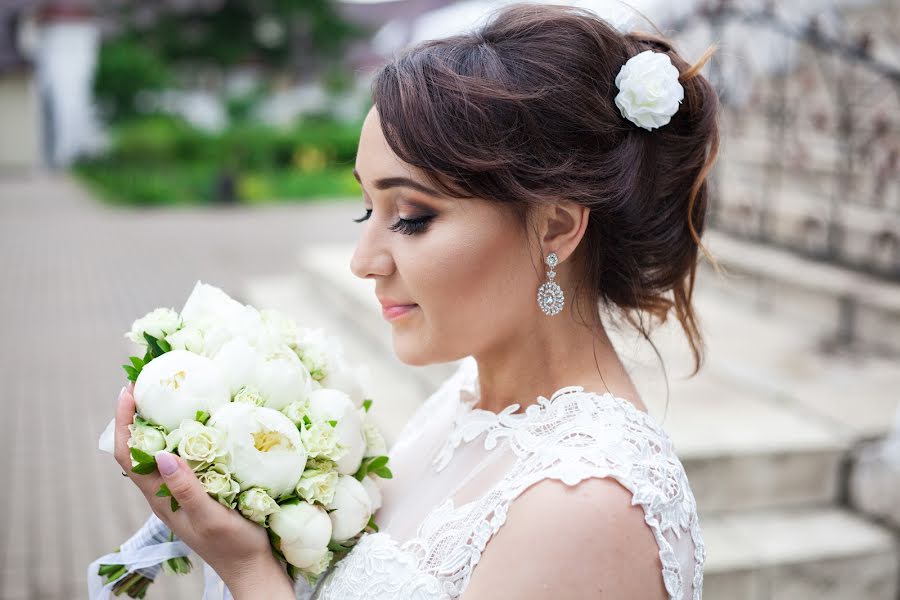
top-left (93, 0), bottom-right (369, 123)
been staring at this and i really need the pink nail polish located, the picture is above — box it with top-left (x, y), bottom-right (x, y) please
top-left (156, 451), bottom-right (178, 476)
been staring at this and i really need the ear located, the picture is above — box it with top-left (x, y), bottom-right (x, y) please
top-left (535, 201), bottom-right (590, 266)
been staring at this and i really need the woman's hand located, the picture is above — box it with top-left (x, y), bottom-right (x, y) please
top-left (112, 383), bottom-right (295, 597)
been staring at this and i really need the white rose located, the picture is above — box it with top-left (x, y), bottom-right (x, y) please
top-left (233, 385), bottom-right (266, 407)
top-left (269, 502), bottom-right (333, 569)
top-left (165, 419), bottom-right (228, 471)
top-left (125, 307), bottom-right (181, 346)
top-left (298, 549), bottom-right (333, 585)
top-left (296, 468), bottom-right (339, 506)
top-left (360, 474), bottom-right (382, 512)
top-left (326, 475), bottom-right (372, 542)
top-left (127, 420), bottom-right (167, 459)
top-left (165, 325), bottom-right (204, 354)
top-left (362, 420), bottom-right (387, 458)
top-left (133, 350), bottom-right (231, 432)
top-left (614, 50), bottom-right (684, 131)
top-left (198, 464), bottom-right (241, 508)
top-left (308, 389), bottom-right (366, 475)
top-left (281, 398), bottom-right (311, 426)
top-left (208, 402), bottom-right (307, 499)
top-left (237, 488), bottom-right (279, 526)
top-left (301, 421), bottom-right (346, 463)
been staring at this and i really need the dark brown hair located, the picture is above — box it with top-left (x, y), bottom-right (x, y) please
top-left (370, 3), bottom-right (722, 390)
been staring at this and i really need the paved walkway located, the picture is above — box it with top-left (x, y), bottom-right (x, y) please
top-left (0, 174), bottom-right (362, 599)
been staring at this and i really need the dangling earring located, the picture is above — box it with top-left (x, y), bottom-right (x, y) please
top-left (537, 252), bottom-right (565, 316)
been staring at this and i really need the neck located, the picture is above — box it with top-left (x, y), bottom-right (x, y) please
top-left (471, 307), bottom-right (638, 414)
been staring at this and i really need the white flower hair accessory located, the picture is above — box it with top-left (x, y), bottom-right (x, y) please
top-left (614, 49), bottom-right (685, 131)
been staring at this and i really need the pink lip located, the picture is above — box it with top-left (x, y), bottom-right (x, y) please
top-left (382, 304), bottom-right (418, 320)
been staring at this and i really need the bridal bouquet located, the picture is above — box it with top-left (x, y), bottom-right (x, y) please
top-left (91, 281), bottom-right (390, 598)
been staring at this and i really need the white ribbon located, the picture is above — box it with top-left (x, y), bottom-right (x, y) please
top-left (87, 512), bottom-right (321, 598)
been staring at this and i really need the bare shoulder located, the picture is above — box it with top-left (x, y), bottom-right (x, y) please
top-left (463, 476), bottom-right (668, 600)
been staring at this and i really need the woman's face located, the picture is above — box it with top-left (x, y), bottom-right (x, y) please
top-left (350, 106), bottom-right (543, 366)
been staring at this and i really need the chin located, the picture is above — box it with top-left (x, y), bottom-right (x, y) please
top-left (391, 336), bottom-right (432, 367)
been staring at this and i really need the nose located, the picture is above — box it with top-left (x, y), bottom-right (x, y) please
top-left (349, 220), bottom-right (394, 280)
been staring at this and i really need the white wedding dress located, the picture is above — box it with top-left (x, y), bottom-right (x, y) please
top-left (303, 355), bottom-right (705, 599)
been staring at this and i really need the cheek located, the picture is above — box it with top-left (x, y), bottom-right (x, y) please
top-left (410, 222), bottom-right (535, 348)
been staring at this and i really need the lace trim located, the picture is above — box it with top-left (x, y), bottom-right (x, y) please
top-left (418, 386), bottom-right (704, 600)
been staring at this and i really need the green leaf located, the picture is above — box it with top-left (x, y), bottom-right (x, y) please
top-left (366, 515), bottom-right (379, 532)
top-left (130, 447), bottom-right (155, 464)
top-left (129, 356), bottom-right (145, 370)
top-left (368, 456), bottom-right (389, 470)
top-left (156, 483), bottom-right (172, 497)
top-left (157, 337), bottom-right (172, 352)
top-left (362, 399), bottom-right (372, 413)
top-left (302, 415), bottom-right (312, 428)
top-left (170, 497), bottom-right (180, 512)
top-left (194, 410), bottom-right (210, 425)
top-left (122, 365), bottom-right (138, 381)
top-left (373, 466), bottom-right (393, 479)
top-left (131, 462), bottom-right (156, 475)
top-left (327, 420), bottom-right (337, 428)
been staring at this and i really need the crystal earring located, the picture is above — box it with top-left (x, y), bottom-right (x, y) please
top-left (537, 252), bottom-right (564, 316)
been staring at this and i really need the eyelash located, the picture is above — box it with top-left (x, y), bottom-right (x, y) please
top-left (352, 209), bottom-right (433, 235)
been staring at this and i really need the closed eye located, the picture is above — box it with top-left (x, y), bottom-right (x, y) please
top-left (353, 209), bottom-right (372, 223)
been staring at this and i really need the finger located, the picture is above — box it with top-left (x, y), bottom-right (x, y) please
top-left (113, 385), bottom-right (136, 471)
top-left (155, 451), bottom-right (219, 520)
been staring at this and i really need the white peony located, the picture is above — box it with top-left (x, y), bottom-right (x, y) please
top-left (260, 308), bottom-right (300, 348)
top-left (213, 338), bottom-right (313, 411)
top-left (360, 474), bottom-right (383, 512)
top-left (322, 361), bottom-right (371, 408)
top-left (614, 50), bottom-right (684, 131)
top-left (165, 419), bottom-right (228, 471)
top-left (179, 281), bottom-right (247, 331)
top-left (237, 488), bottom-right (280, 526)
top-left (178, 281), bottom-right (269, 357)
top-left (98, 418), bottom-right (116, 454)
top-left (307, 389), bottom-right (366, 475)
top-left (298, 549), bottom-right (333, 583)
top-left (326, 475), bottom-right (373, 542)
top-left (269, 502), bottom-right (333, 569)
top-left (133, 350), bottom-right (231, 432)
top-left (125, 307), bottom-right (181, 346)
top-left (208, 402), bottom-right (307, 499)
top-left (165, 325), bottom-right (205, 354)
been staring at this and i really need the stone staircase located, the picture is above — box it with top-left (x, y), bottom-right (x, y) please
top-left (244, 240), bottom-right (900, 600)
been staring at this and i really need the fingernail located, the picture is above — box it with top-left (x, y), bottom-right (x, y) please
top-left (118, 385), bottom-right (127, 400)
top-left (156, 451), bottom-right (178, 476)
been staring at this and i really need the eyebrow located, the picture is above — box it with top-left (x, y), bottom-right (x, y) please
top-left (353, 168), bottom-right (444, 198)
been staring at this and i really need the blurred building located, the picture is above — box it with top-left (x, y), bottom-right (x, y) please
top-left (0, 0), bottom-right (40, 171)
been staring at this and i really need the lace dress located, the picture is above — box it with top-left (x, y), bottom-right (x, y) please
top-left (305, 356), bottom-right (705, 599)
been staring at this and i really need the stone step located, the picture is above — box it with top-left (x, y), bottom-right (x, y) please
top-left (703, 506), bottom-right (898, 599)
top-left (288, 244), bottom-right (859, 515)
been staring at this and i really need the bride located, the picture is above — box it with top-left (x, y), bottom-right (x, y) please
top-left (112, 3), bottom-right (718, 598)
